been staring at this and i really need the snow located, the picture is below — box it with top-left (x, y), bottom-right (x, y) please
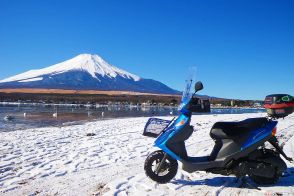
top-left (0, 54), bottom-right (141, 83)
top-left (17, 77), bottom-right (43, 83)
top-left (0, 113), bottom-right (294, 195)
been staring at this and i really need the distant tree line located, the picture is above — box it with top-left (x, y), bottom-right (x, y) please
top-left (210, 98), bottom-right (262, 107)
top-left (0, 92), bottom-right (181, 106)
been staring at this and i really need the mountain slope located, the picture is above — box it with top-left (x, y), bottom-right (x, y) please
top-left (0, 54), bottom-right (179, 94)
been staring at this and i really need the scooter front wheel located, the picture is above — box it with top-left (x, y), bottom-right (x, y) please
top-left (144, 150), bottom-right (178, 183)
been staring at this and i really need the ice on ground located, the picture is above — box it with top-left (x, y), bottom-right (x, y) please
top-left (0, 113), bottom-right (294, 195)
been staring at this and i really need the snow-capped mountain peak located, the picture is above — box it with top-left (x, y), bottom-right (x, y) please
top-left (0, 54), bottom-right (140, 83)
top-left (0, 54), bottom-right (179, 94)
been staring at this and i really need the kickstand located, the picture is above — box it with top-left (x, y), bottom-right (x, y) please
top-left (237, 177), bottom-right (261, 191)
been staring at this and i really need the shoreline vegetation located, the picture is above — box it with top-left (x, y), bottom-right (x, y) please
top-left (0, 90), bottom-right (181, 106)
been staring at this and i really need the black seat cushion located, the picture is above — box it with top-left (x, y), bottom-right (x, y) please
top-left (210, 117), bottom-right (268, 139)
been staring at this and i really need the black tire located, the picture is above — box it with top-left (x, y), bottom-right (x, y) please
top-left (250, 170), bottom-right (280, 185)
top-left (144, 150), bottom-right (178, 183)
top-left (249, 151), bottom-right (285, 185)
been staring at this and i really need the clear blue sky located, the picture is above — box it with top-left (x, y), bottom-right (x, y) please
top-left (0, 0), bottom-right (293, 100)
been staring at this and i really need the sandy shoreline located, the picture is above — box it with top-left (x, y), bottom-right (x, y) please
top-left (1, 113), bottom-right (294, 195)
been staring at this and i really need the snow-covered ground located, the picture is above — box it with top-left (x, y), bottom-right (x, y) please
top-left (0, 113), bottom-right (294, 195)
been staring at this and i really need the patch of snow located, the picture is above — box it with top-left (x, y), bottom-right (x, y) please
top-left (17, 77), bottom-right (43, 83)
top-left (1, 113), bottom-right (294, 195)
top-left (0, 54), bottom-right (141, 83)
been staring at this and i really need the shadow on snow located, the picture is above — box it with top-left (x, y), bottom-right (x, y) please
top-left (171, 167), bottom-right (294, 188)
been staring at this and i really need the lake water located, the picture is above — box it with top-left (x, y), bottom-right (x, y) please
top-left (0, 104), bottom-right (266, 132)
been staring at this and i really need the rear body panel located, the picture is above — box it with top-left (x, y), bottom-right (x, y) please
top-left (241, 120), bottom-right (277, 150)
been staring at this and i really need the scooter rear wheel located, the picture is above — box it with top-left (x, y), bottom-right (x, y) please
top-left (249, 168), bottom-right (281, 185)
top-left (144, 150), bottom-right (178, 184)
top-left (249, 151), bottom-right (286, 185)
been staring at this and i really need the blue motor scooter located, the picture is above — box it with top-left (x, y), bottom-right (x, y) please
top-left (143, 80), bottom-right (293, 184)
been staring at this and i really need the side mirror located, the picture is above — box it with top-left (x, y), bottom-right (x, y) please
top-left (195, 81), bottom-right (203, 92)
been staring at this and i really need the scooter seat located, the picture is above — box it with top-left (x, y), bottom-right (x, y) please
top-left (210, 117), bottom-right (268, 139)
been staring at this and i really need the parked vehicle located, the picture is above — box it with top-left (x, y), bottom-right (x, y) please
top-left (143, 80), bottom-right (293, 184)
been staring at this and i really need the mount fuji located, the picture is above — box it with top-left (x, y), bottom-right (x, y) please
top-left (0, 54), bottom-right (179, 94)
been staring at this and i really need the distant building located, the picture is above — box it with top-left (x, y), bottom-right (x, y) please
top-left (231, 100), bottom-right (234, 107)
top-left (253, 102), bottom-right (262, 107)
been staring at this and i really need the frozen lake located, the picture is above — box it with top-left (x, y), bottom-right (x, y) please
top-left (0, 103), bottom-right (265, 132)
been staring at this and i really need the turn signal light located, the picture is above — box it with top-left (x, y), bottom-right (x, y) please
top-left (272, 127), bottom-right (277, 136)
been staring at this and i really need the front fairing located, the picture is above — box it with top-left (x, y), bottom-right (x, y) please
top-left (155, 114), bottom-right (191, 147)
top-left (178, 98), bottom-right (192, 116)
